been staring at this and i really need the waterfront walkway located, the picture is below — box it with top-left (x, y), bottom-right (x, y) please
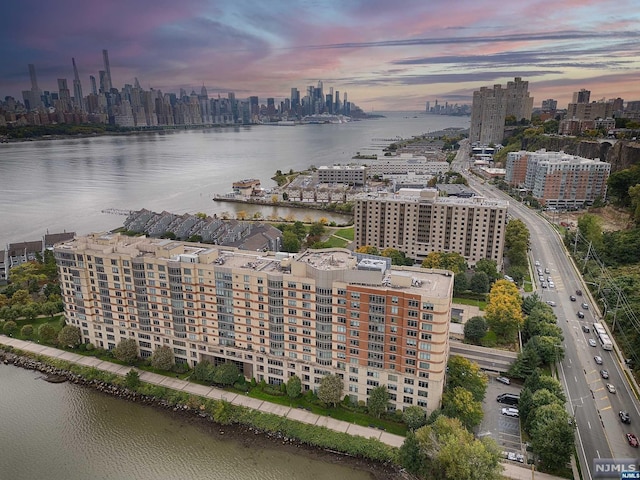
top-left (0, 337), bottom-right (565, 480)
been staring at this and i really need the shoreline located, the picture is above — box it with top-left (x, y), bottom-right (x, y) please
top-left (0, 348), bottom-right (410, 480)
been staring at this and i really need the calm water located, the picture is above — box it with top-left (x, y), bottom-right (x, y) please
top-left (0, 365), bottom-right (375, 480)
top-left (0, 112), bottom-right (469, 247)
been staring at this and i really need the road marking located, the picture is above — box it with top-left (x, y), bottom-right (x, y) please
top-left (575, 376), bottom-right (578, 382)
top-left (601, 405), bottom-right (611, 411)
top-left (568, 358), bottom-right (572, 365)
top-left (588, 421), bottom-right (592, 429)
top-left (596, 450), bottom-right (601, 458)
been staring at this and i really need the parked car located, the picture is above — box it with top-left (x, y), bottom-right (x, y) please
top-left (570, 295), bottom-right (577, 301)
top-left (607, 384), bottom-right (617, 394)
top-left (545, 268), bottom-right (550, 274)
top-left (588, 338), bottom-right (597, 347)
top-left (541, 282), bottom-right (547, 288)
top-left (594, 356), bottom-right (603, 365)
top-left (497, 393), bottom-right (520, 406)
top-left (627, 433), bottom-right (639, 447)
top-left (577, 311), bottom-right (585, 318)
top-left (582, 302), bottom-right (589, 309)
top-left (620, 411), bottom-right (631, 424)
top-left (548, 282), bottom-right (555, 288)
top-left (496, 376), bottom-right (511, 385)
top-left (576, 289), bottom-right (583, 296)
top-left (501, 407), bottom-right (520, 417)
top-left (600, 369), bottom-right (609, 379)
top-left (535, 261), bottom-right (540, 266)
top-left (582, 325), bottom-right (590, 333)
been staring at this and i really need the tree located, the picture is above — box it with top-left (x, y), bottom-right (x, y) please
top-left (367, 385), bottom-right (390, 418)
top-left (282, 230), bottom-right (301, 253)
top-left (464, 316), bottom-right (488, 344)
top-left (402, 405), bottom-right (427, 431)
top-left (469, 271), bottom-right (490, 293)
top-left (485, 281), bottom-right (524, 343)
top-left (38, 323), bottom-right (56, 343)
top-left (318, 374), bottom-right (343, 407)
top-left (114, 338), bottom-right (139, 364)
top-left (214, 362), bottom-right (241, 386)
top-left (407, 416), bottom-right (503, 480)
top-left (508, 343), bottom-right (540, 379)
top-left (522, 388), bottom-right (564, 433)
top-left (286, 375), bottom-right (302, 400)
top-left (3, 320), bottom-right (17, 336)
top-left (453, 273), bottom-right (469, 295)
top-left (530, 335), bottom-right (565, 365)
top-left (20, 324), bottom-right (34, 338)
top-left (355, 245), bottom-right (380, 255)
top-left (442, 386), bottom-right (484, 430)
top-left (530, 403), bottom-right (575, 471)
top-left (57, 325), bottom-right (81, 348)
top-left (475, 258), bottom-right (499, 283)
top-left (125, 369), bottom-right (141, 389)
top-left (578, 213), bottom-right (603, 251)
top-left (150, 345), bottom-right (175, 371)
top-left (381, 248), bottom-right (414, 266)
top-left (193, 360), bottom-right (215, 383)
top-left (446, 355), bottom-right (488, 402)
top-left (421, 252), bottom-right (467, 275)
top-left (10, 289), bottom-right (32, 306)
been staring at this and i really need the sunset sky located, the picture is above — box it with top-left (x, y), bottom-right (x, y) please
top-left (2, 0), bottom-right (639, 111)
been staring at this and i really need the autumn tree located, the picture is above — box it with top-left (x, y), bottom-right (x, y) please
top-left (442, 386), bottom-right (484, 430)
top-left (446, 355), bottom-right (488, 402)
top-left (114, 338), bottom-right (139, 364)
top-left (421, 252), bottom-right (467, 275)
top-left (485, 280), bottom-right (523, 343)
top-left (150, 345), bottom-right (175, 371)
top-left (355, 245), bottom-right (380, 255)
top-left (318, 374), bottom-right (343, 407)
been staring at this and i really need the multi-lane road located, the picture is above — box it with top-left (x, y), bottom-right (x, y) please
top-left (453, 142), bottom-right (640, 478)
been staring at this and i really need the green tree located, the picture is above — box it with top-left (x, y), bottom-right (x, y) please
top-left (214, 362), bottom-right (241, 386)
top-left (421, 252), bottom-right (467, 274)
top-left (318, 374), bottom-right (343, 407)
top-left (10, 289), bottom-right (32, 306)
top-left (355, 245), bottom-right (380, 255)
top-left (469, 271), bottom-right (490, 293)
top-left (282, 230), bottom-right (301, 253)
top-left (57, 325), bottom-right (81, 348)
top-left (367, 385), bottom-right (390, 418)
top-left (114, 338), bottom-right (139, 364)
top-left (403, 405), bottom-right (427, 431)
top-left (286, 375), bottom-right (302, 400)
top-left (530, 403), bottom-right (575, 471)
top-left (20, 324), bottom-right (34, 338)
top-left (508, 342), bottom-right (541, 379)
top-left (464, 316), bottom-right (488, 344)
top-left (522, 388), bottom-right (564, 433)
top-left (530, 335), bottom-right (565, 365)
top-left (150, 345), bottom-right (175, 371)
top-left (193, 360), bottom-right (215, 383)
top-left (578, 213), bottom-right (604, 251)
top-left (125, 369), bottom-right (141, 389)
top-left (3, 320), bottom-right (17, 336)
top-left (38, 323), bottom-right (57, 343)
top-left (453, 273), bottom-right (469, 295)
top-left (381, 247), bottom-right (414, 266)
top-left (442, 386), bottom-right (484, 430)
top-left (446, 355), bottom-right (488, 402)
top-left (475, 258), bottom-right (499, 283)
top-left (398, 430), bottom-right (427, 476)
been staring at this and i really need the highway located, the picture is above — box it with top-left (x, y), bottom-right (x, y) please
top-left (453, 142), bottom-right (640, 478)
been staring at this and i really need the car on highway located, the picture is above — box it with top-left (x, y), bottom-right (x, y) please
top-left (501, 407), bottom-right (520, 417)
top-left (600, 369), bottom-right (609, 379)
top-left (576, 289), bottom-right (583, 296)
top-left (627, 433), bottom-right (639, 448)
top-left (577, 311), bottom-right (585, 318)
top-left (582, 325), bottom-right (590, 333)
top-left (496, 376), bottom-right (511, 385)
top-left (570, 295), bottom-right (577, 301)
top-left (546, 300), bottom-right (556, 307)
top-left (620, 411), bottom-right (631, 424)
top-left (582, 302), bottom-right (589, 309)
top-left (588, 338), bottom-right (597, 347)
top-left (606, 384), bottom-right (617, 394)
top-left (594, 355), bottom-right (603, 365)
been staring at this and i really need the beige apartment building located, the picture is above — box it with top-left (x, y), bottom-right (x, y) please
top-left (54, 233), bottom-right (453, 412)
top-left (354, 189), bottom-right (508, 269)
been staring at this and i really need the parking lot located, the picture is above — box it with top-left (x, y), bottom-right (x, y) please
top-left (479, 375), bottom-right (525, 461)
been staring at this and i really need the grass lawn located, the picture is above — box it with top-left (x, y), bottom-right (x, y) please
top-left (323, 236), bottom-right (349, 248)
top-left (452, 297), bottom-right (487, 310)
top-left (333, 227), bottom-right (354, 241)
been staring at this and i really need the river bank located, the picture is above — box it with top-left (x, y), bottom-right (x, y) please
top-left (0, 345), bottom-right (410, 480)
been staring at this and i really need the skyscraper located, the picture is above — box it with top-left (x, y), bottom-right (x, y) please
top-left (89, 75), bottom-right (98, 95)
top-left (572, 89), bottom-right (591, 104)
top-left (102, 49), bottom-right (113, 92)
top-left (72, 58), bottom-right (84, 111)
top-left (25, 63), bottom-right (43, 109)
top-left (57, 78), bottom-right (72, 112)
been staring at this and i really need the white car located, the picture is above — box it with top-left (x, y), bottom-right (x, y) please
top-left (502, 407), bottom-right (519, 417)
top-left (496, 376), bottom-right (511, 385)
top-left (607, 384), bottom-right (617, 394)
top-left (588, 339), bottom-right (597, 347)
top-left (546, 300), bottom-right (556, 307)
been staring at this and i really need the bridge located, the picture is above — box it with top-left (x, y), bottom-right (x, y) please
top-left (449, 342), bottom-right (517, 374)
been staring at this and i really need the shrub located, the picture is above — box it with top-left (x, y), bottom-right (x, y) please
top-left (3, 321), bottom-right (17, 336)
top-left (85, 343), bottom-right (95, 351)
top-left (20, 324), bottom-right (34, 338)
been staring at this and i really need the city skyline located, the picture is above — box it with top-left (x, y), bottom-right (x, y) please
top-left (2, 0), bottom-right (640, 110)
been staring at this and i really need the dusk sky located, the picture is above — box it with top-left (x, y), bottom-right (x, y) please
top-left (2, 0), bottom-right (639, 111)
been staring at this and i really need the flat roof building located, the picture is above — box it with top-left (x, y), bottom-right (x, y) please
top-left (54, 233), bottom-right (454, 413)
top-left (317, 165), bottom-right (367, 185)
top-left (354, 189), bottom-right (508, 268)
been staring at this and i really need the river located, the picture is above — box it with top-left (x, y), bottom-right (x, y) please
top-left (0, 112), bottom-right (469, 247)
top-left (0, 112), bottom-right (469, 478)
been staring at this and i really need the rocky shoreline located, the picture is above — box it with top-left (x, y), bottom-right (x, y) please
top-left (0, 349), bottom-right (411, 480)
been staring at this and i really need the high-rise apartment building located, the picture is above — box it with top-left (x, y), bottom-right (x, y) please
top-left (72, 58), bottom-right (84, 111)
top-left (55, 234), bottom-right (454, 412)
top-left (102, 49), bottom-right (113, 92)
top-left (354, 189), bottom-right (508, 268)
top-left (572, 89), bottom-right (591, 104)
top-left (505, 150), bottom-right (611, 208)
top-left (470, 77), bottom-right (533, 146)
